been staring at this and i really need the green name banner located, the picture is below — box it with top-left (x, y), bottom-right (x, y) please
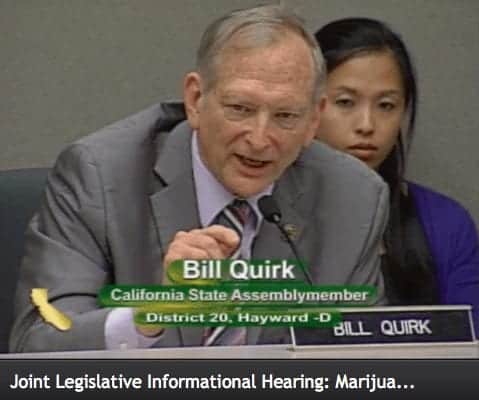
top-left (99, 284), bottom-right (376, 308)
top-left (134, 307), bottom-right (342, 328)
top-left (167, 259), bottom-right (310, 284)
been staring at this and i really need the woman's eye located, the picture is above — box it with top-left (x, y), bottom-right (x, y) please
top-left (379, 102), bottom-right (396, 111)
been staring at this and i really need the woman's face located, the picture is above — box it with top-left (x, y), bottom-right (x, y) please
top-left (316, 51), bottom-right (406, 169)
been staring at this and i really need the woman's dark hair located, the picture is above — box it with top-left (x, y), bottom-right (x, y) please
top-left (315, 18), bottom-right (439, 304)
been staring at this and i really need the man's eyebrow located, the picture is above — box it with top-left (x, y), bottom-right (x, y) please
top-left (275, 105), bottom-right (308, 113)
top-left (219, 93), bottom-right (308, 110)
top-left (331, 85), bottom-right (356, 94)
top-left (218, 93), bottom-right (251, 102)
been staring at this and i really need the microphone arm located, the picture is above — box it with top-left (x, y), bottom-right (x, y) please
top-left (258, 195), bottom-right (314, 286)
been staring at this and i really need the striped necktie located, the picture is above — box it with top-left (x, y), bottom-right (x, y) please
top-left (215, 199), bottom-right (251, 259)
top-left (203, 199), bottom-right (252, 346)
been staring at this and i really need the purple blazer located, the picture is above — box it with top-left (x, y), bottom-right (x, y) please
top-left (410, 182), bottom-right (479, 335)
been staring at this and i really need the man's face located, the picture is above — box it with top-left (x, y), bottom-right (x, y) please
top-left (184, 33), bottom-right (320, 198)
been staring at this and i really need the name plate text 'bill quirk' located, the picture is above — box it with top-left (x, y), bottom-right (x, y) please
top-left (291, 305), bottom-right (476, 347)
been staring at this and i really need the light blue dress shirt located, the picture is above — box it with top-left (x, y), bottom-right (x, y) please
top-left (191, 132), bottom-right (272, 258)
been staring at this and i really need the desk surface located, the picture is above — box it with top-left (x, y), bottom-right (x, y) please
top-left (1, 342), bottom-right (478, 359)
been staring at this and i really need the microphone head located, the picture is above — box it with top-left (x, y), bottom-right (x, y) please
top-left (258, 195), bottom-right (281, 223)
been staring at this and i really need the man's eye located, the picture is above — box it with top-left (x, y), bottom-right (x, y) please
top-left (228, 104), bottom-right (251, 114)
top-left (335, 98), bottom-right (354, 108)
top-left (276, 112), bottom-right (299, 120)
top-left (275, 112), bottom-right (301, 129)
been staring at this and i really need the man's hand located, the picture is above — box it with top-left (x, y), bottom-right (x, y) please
top-left (135, 226), bottom-right (239, 338)
top-left (163, 225), bottom-right (240, 273)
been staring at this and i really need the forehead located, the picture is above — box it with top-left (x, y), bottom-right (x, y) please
top-left (212, 33), bottom-right (316, 101)
top-left (328, 51), bottom-right (404, 94)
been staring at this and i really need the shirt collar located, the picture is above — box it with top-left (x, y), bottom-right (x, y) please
top-left (191, 132), bottom-right (273, 228)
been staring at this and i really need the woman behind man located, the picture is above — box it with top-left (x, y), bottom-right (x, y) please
top-left (314, 18), bottom-right (479, 332)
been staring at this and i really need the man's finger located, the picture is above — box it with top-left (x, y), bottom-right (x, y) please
top-left (170, 230), bottom-right (226, 259)
top-left (202, 225), bottom-right (240, 249)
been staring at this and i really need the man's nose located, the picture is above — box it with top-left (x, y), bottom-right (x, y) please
top-left (354, 106), bottom-right (375, 136)
top-left (246, 113), bottom-right (271, 150)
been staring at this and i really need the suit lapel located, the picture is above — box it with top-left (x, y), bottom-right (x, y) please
top-left (150, 121), bottom-right (200, 254)
top-left (149, 172), bottom-right (199, 256)
top-left (149, 121), bottom-right (204, 345)
top-left (248, 161), bottom-right (309, 345)
top-left (252, 161), bottom-right (307, 264)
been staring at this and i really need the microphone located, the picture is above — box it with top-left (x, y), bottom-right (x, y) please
top-left (258, 195), bottom-right (314, 286)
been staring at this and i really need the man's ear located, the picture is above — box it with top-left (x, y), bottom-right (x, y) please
top-left (313, 96), bottom-right (327, 139)
top-left (183, 72), bottom-right (203, 130)
top-left (303, 98), bottom-right (326, 146)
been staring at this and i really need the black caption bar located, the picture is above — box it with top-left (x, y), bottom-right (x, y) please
top-left (0, 359), bottom-right (477, 399)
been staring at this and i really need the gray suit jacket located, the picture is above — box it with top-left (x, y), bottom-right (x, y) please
top-left (10, 102), bottom-right (389, 352)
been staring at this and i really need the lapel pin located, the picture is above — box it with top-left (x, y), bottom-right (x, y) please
top-left (281, 223), bottom-right (299, 241)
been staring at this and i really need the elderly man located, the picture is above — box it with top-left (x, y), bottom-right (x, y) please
top-left (10, 5), bottom-right (388, 352)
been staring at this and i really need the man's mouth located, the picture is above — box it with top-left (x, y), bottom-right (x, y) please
top-left (236, 154), bottom-right (270, 168)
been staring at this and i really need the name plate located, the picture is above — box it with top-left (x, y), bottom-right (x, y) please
top-left (290, 305), bottom-right (476, 347)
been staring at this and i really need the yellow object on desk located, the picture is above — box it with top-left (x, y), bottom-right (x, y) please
top-left (30, 288), bottom-right (72, 331)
